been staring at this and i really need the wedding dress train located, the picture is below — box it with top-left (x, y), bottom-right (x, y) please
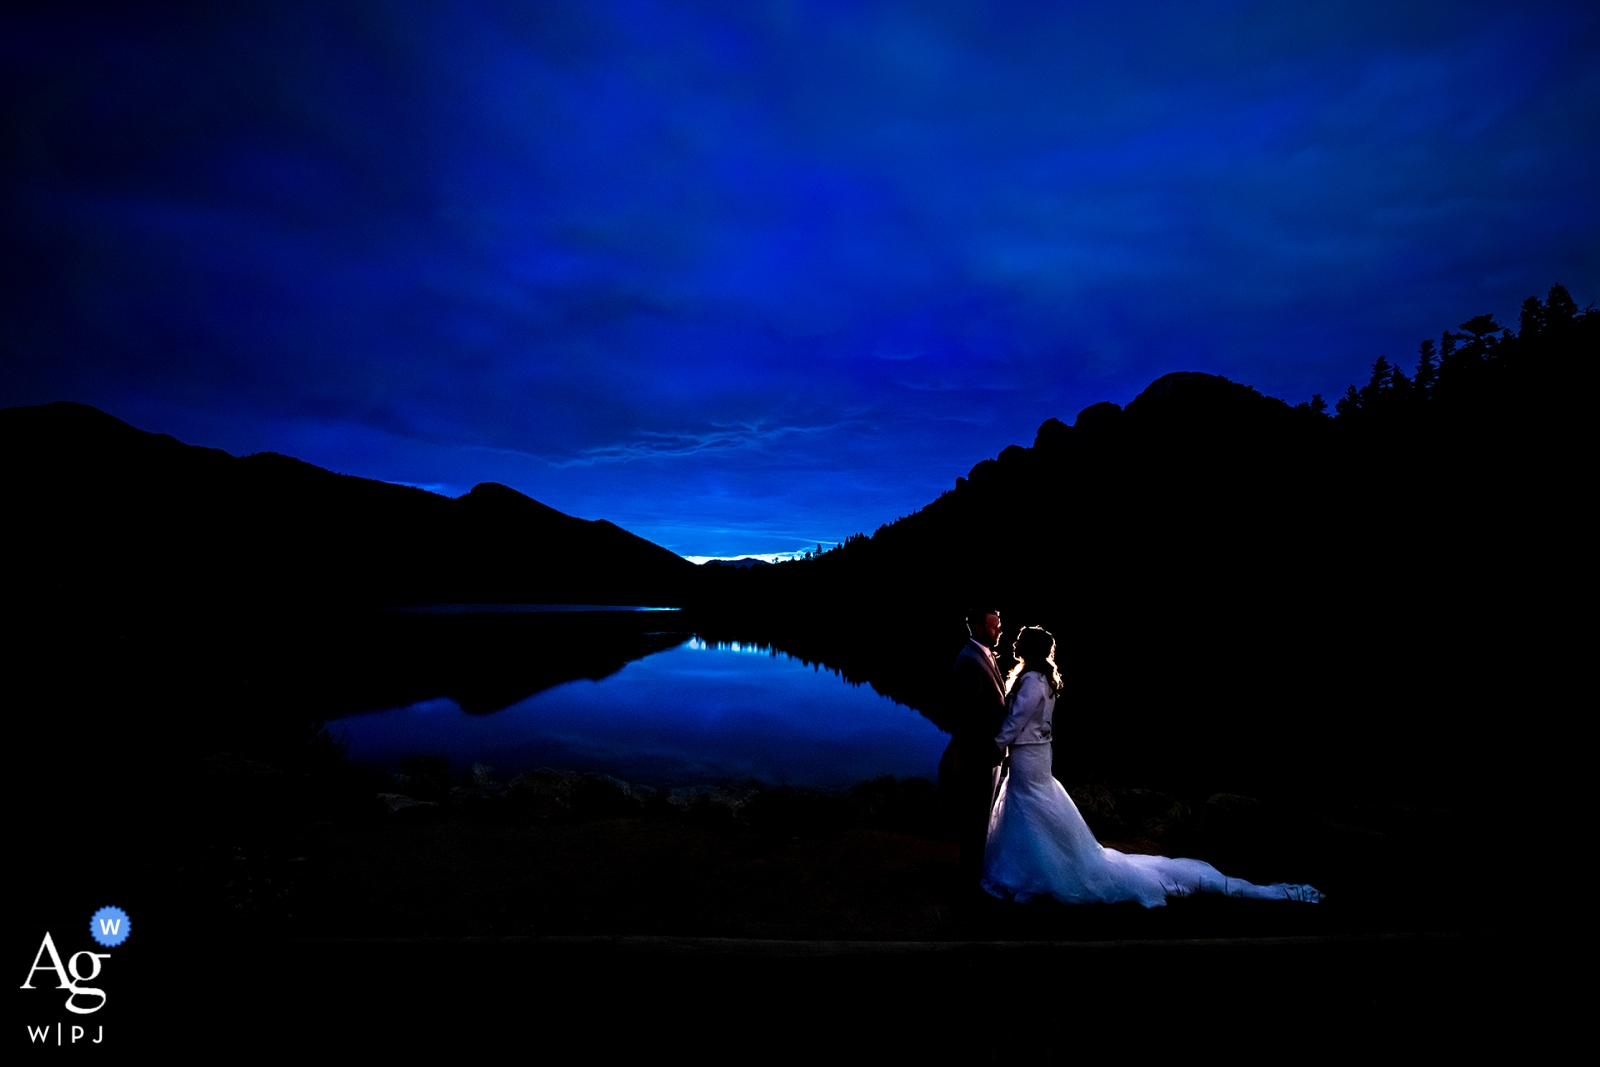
top-left (981, 744), bottom-right (1321, 907)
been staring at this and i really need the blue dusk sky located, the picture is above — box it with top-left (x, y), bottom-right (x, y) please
top-left (4, 1), bottom-right (1597, 560)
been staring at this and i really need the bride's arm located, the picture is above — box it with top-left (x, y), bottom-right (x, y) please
top-left (994, 674), bottom-right (1045, 748)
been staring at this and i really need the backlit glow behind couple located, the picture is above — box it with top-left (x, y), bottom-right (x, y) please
top-left (939, 609), bottom-right (1322, 906)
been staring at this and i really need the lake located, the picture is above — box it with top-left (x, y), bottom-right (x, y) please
top-left (331, 635), bottom-right (951, 788)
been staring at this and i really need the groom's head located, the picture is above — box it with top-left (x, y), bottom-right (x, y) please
top-left (966, 608), bottom-right (1001, 648)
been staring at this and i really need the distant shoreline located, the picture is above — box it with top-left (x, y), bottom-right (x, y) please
top-left (384, 603), bottom-right (682, 614)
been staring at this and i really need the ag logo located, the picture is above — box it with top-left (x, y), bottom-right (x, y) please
top-left (20, 907), bottom-right (129, 1015)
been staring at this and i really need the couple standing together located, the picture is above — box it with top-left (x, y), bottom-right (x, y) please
top-left (940, 608), bottom-right (1321, 907)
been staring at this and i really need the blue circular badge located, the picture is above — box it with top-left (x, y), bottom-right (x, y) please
top-left (90, 906), bottom-right (130, 948)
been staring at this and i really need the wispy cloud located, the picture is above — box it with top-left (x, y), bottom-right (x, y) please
top-left (3, 1), bottom-right (1596, 558)
top-left (552, 419), bottom-right (857, 467)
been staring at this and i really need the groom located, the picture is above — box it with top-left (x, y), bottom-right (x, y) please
top-left (940, 607), bottom-right (1007, 892)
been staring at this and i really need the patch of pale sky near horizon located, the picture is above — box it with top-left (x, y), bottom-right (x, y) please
top-left (80, 392), bottom-right (965, 556)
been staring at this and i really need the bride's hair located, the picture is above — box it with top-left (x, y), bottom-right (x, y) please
top-left (1005, 625), bottom-right (1063, 699)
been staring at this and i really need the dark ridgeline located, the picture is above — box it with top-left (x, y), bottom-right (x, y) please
top-left (4, 401), bottom-right (696, 610)
top-left (6, 401), bottom-right (701, 711)
top-left (4, 284), bottom-right (1588, 803)
top-left (695, 285), bottom-right (1593, 806)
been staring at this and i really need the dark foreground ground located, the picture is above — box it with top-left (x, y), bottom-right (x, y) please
top-left (53, 922), bottom-right (1564, 1056)
top-left (11, 610), bottom-right (1569, 1056)
top-left (16, 749), bottom-right (1565, 1058)
top-left (16, 782), bottom-right (1568, 1057)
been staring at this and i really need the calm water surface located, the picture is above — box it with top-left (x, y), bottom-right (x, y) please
top-left (333, 637), bottom-right (949, 788)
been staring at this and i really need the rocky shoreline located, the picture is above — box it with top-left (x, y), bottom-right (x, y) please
top-left (371, 757), bottom-right (946, 839)
top-left (169, 742), bottom-right (1490, 945)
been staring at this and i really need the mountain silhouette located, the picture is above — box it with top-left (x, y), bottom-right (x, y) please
top-left (5, 285), bottom-right (1587, 799)
top-left (4, 401), bottom-right (696, 610)
top-left (695, 286), bottom-right (1592, 801)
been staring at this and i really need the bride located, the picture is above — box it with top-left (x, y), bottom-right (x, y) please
top-left (982, 626), bottom-right (1322, 907)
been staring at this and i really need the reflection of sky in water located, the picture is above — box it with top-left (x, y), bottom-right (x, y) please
top-left (332, 638), bottom-right (949, 788)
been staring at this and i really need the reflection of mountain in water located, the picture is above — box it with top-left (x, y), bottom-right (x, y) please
top-left (330, 611), bottom-right (691, 716)
top-left (2, 398), bottom-right (709, 772)
top-left (9, 289), bottom-right (1590, 811)
top-left (688, 625), bottom-right (961, 736)
top-left (694, 292), bottom-right (1594, 807)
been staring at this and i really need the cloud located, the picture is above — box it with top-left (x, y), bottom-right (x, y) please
top-left (3, 0), bottom-right (1597, 556)
top-left (554, 419), bottom-right (855, 466)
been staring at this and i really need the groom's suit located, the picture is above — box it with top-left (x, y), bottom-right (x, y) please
top-left (940, 637), bottom-right (1008, 889)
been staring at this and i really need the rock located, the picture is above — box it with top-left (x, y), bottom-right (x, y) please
top-left (446, 786), bottom-right (493, 805)
top-left (396, 755), bottom-right (452, 797)
top-left (1112, 788), bottom-right (1190, 840)
top-left (504, 769), bottom-right (579, 817)
top-left (570, 773), bottom-right (644, 818)
top-left (1068, 783), bottom-right (1121, 837)
top-left (505, 767), bottom-right (652, 818)
top-left (1067, 784), bottom-right (1192, 842)
top-left (666, 784), bottom-right (757, 815)
top-left (1205, 792), bottom-right (1263, 813)
top-left (376, 793), bottom-right (439, 815)
top-left (624, 782), bottom-right (660, 805)
top-left (508, 767), bottom-right (583, 799)
top-left (200, 753), bottom-right (281, 778)
top-left (468, 763), bottom-right (498, 789)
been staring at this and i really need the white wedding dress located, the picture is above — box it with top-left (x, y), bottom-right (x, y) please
top-left (981, 673), bottom-right (1322, 907)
